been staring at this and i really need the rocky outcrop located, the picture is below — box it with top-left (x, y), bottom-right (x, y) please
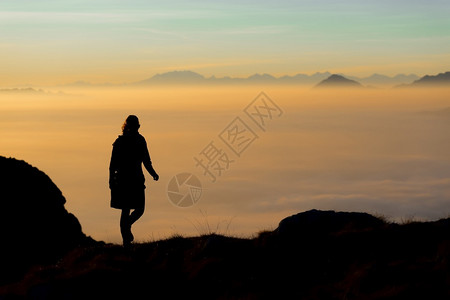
top-left (0, 156), bottom-right (93, 284)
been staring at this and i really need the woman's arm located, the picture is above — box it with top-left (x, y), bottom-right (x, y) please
top-left (142, 139), bottom-right (159, 181)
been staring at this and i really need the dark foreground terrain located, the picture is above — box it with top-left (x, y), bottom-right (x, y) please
top-left (0, 156), bottom-right (449, 299)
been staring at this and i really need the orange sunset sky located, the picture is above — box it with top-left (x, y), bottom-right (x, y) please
top-left (1, 0), bottom-right (450, 85)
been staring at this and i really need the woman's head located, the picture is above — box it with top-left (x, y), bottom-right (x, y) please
top-left (122, 115), bottom-right (140, 133)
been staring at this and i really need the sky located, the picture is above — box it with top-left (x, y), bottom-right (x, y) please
top-left (1, 0), bottom-right (450, 85)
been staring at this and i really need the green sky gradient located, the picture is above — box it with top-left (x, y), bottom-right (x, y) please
top-left (1, 0), bottom-right (449, 84)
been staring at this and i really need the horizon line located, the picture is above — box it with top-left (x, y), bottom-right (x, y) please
top-left (3, 69), bottom-right (450, 88)
top-left (2, 69), bottom-right (434, 88)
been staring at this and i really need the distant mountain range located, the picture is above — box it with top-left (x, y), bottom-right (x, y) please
top-left (394, 71), bottom-right (450, 88)
top-left (0, 87), bottom-right (47, 94)
top-left (12, 70), bottom-right (444, 89)
top-left (0, 87), bottom-right (68, 95)
top-left (410, 71), bottom-right (450, 86)
top-left (132, 70), bottom-right (333, 86)
top-left (348, 73), bottom-right (419, 86)
top-left (313, 71), bottom-right (450, 89)
top-left (129, 70), bottom-right (419, 87)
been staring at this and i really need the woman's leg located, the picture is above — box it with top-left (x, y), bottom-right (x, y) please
top-left (120, 209), bottom-right (132, 245)
top-left (129, 206), bottom-right (144, 226)
top-left (121, 190), bottom-right (145, 245)
top-left (129, 189), bottom-right (145, 227)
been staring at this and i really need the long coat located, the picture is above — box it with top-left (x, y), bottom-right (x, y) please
top-left (109, 132), bottom-right (156, 209)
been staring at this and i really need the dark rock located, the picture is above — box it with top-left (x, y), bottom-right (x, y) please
top-left (0, 156), bottom-right (94, 284)
top-left (276, 209), bottom-right (385, 237)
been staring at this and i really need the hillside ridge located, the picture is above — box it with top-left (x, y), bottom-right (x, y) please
top-left (1, 157), bottom-right (449, 299)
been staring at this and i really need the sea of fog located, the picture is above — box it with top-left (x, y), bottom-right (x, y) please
top-left (1, 86), bottom-right (450, 243)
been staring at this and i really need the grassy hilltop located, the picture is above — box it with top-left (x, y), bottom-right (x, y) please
top-left (0, 156), bottom-right (449, 299)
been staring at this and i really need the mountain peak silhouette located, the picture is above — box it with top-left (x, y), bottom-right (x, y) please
top-left (315, 74), bottom-right (363, 88)
top-left (137, 70), bottom-right (205, 84)
top-left (412, 71), bottom-right (450, 86)
top-left (247, 73), bottom-right (277, 81)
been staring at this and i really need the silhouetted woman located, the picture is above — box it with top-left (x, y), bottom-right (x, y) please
top-left (109, 115), bottom-right (159, 246)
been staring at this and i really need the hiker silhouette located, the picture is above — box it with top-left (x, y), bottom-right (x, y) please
top-left (109, 115), bottom-right (159, 246)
